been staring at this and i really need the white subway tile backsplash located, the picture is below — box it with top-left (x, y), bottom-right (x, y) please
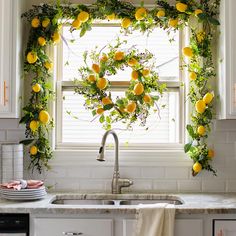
top-left (67, 167), bottom-right (91, 178)
top-left (178, 180), bottom-right (202, 192)
top-left (153, 180), bottom-right (177, 192)
top-left (0, 131), bottom-right (6, 141)
top-left (141, 167), bottom-right (165, 179)
top-left (90, 167), bottom-right (113, 179)
top-left (202, 180), bottom-right (226, 192)
top-left (6, 130), bottom-right (25, 142)
top-left (79, 180), bottom-right (106, 191)
top-left (165, 167), bottom-right (189, 179)
top-left (1, 118), bottom-right (236, 192)
top-left (214, 120), bottom-right (236, 131)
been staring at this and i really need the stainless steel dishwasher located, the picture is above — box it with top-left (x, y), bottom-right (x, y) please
top-left (0, 214), bottom-right (29, 236)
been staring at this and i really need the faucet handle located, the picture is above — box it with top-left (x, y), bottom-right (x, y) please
top-left (119, 178), bottom-right (133, 188)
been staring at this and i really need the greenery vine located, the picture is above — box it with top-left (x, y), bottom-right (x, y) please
top-left (21, 0), bottom-right (220, 175)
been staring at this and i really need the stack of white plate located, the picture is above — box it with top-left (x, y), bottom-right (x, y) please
top-left (0, 186), bottom-right (47, 200)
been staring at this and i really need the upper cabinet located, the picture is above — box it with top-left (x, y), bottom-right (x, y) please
top-left (217, 0), bottom-right (236, 119)
top-left (0, 0), bottom-right (21, 118)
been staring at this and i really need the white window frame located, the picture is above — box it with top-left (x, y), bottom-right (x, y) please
top-left (52, 22), bottom-right (187, 162)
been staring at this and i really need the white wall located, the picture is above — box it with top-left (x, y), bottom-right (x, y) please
top-left (1, 0), bottom-right (236, 193)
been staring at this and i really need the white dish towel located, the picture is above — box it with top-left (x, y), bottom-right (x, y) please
top-left (135, 203), bottom-right (175, 236)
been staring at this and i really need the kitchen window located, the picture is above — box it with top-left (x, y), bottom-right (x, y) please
top-left (55, 23), bottom-right (184, 150)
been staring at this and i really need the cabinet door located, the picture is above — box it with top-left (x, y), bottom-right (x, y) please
top-left (213, 220), bottom-right (236, 236)
top-left (34, 218), bottom-right (113, 236)
top-left (218, 0), bottom-right (236, 119)
top-left (0, 0), bottom-right (20, 118)
top-left (123, 219), bottom-right (203, 236)
top-left (175, 219), bottom-right (203, 236)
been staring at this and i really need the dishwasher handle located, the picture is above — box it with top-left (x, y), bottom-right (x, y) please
top-left (63, 232), bottom-right (83, 235)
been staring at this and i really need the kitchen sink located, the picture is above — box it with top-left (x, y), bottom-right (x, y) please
top-left (51, 194), bottom-right (183, 206)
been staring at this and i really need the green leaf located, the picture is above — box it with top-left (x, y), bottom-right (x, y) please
top-left (184, 142), bottom-right (192, 153)
top-left (92, 110), bottom-right (96, 116)
top-left (19, 116), bottom-right (29, 124)
top-left (99, 114), bottom-right (105, 123)
top-left (104, 104), bottom-right (114, 110)
top-left (186, 124), bottom-right (195, 138)
top-left (197, 13), bottom-right (208, 21)
top-left (20, 139), bottom-right (34, 145)
top-left (208, 17), bottom-right (220, 25)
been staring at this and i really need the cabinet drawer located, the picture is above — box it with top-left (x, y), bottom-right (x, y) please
top-left (34, 218), bottom-right (113, 236)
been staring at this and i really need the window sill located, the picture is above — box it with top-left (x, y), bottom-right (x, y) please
top-left (51, 145), bottom-right (192, 167)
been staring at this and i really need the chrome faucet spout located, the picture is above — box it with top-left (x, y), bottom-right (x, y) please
top-left (96, 129), bottom-right (133, 194)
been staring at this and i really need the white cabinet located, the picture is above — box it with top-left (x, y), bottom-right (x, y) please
top-left (218, 0), bottom-right (236, 119)
top-left (122, 219), bottom-right (203, 236)
top-left (213, 220), bottom-right (236, 236)
top-left (0, 0), bottom-right (21, 118)
top-left (175, 219), bottom-right (203, 236)
top-left (33, 218), bottom-right (113, 236)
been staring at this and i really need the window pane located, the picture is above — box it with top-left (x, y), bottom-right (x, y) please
top-left (62, 26), bottom-right (179, 82)
top-left (61, 91), bottom-right (180, 145)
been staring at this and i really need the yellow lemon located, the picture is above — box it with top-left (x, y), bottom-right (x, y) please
top-left (114, 51), bottom-right (125, 61)
top-left (96, 78), bottom-right (108, 90)
top-left (87, 74), bottom-right (96, 83)
top-left (30, 146), bottom-right (38, 155)
top-left (77, 11), bottom-right (89, 22)
top-left (143, 94), bottom-right (152, 104)
top-left (96, 108), bottom-right (104, 115)
top-left (92, 63), bottom-right (100, 73)
top-left (193, 162), bottom-right (202, 173)
top-left (107, 13), bottom-right (116, 21)
top-left (52, 31), bottom-right (60, 43)
top-left (156, 10), bottom-right (165, 18)
top-left (134, 82), bottom-right (144, 95)
top-left (208, 149), bottom-right (215, 158)
top-left (31, 17), bottom-right (40, 28)
top-left (126, 101), bottom-right (137, 113)
top-left (189, 71), bottom-right (197, 80)
top-left (27, 52), bottom-right (38, 64)
top-left (142, 68), bottom-right (150, 77)
top-left (44, 61), bottom-right (53, 70)
top-left (176, 2), bottom-right (188, 12)
top-left (39, 110), bottom-right (50, 124)
top-left (100, 54), bottom-right (108, 62)
top-left (168, 18), bottom-right (178, 28)
top-left (195, 100), bottom-right (206, 114)
top-left (42, 18), bottom-right (50, 28)
top-left (195, 9), bottom-right (203, 16)
top-left (32, 83), bottom-right (41, 93)
top-left (38, 37), bottom-right (46, 46)
top-left (128, 58), bottom-right (138, 67)
top-left (121, 18), bottom-right (132, 28)
top-left (72, 19), bottom-right (81, 28)
top-left (203, 92), bottom-right (213, 104)
top-left (131, 70), bottom-right (139, 80)
top-left (102, 97), bottom-right (112, 105)
top-left (135, 7), bottom-right (147, 21)
top-left (197, 125), bottom-right (206, 136)
top-left (182, 47), bottom-right (193, 57)
top-left (29, 120), bottom-right (39, 132)
top-left (196, 31), bottom-right (205, 43)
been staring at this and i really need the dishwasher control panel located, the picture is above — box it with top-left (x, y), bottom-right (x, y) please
top-left (0, 214), bottom-right (29, 235)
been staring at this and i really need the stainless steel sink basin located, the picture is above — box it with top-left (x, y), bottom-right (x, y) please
top-left (51, 194), bottom-right (183, 206)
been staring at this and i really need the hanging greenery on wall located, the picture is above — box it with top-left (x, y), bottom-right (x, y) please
top-left (21, 0), bottom-right (220, 175)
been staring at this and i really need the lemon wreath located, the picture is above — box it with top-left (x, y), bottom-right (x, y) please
top-left (75, 40), bottom-right (166, 130)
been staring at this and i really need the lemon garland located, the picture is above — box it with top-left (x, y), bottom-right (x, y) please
top-left (75, 40), bottom-right (165, 130)
top-left (21, 0), bottom-right (220, 175)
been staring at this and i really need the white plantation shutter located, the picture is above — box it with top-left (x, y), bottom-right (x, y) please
top-left (57, 24), bottom-right (181, 147)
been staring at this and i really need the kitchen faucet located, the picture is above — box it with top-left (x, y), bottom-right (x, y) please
top-left (97, 129), bottom-right (133, 194)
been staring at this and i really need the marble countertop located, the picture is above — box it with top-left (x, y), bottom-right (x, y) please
top-left (1, 192), bottom-right (236, 215)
